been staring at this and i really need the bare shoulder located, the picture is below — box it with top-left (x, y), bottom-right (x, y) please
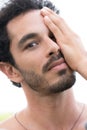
top-left (0, 114), bottom-right (23, 130)
top-left (0, 114), bottom-right (16, 130)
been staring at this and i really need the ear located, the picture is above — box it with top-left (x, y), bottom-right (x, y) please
top-left (0, 62), bottom-right (23, 83)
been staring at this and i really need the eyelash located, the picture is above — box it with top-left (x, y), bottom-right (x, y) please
top-left (25, 41), bottom-right (39, 49)
top-left (23, 34), bottom-right (56, 50)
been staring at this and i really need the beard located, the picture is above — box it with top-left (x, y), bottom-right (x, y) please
top-left (18, 67), bottom-right (76, 96)
top-left (15, 52), bottom-right (76, 95)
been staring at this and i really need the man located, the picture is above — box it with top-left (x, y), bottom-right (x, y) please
top-left (0, 0), bottom-right (87, 130)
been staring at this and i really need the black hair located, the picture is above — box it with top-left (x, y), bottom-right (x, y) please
top-left (0, 0), bottom-right (59, 87)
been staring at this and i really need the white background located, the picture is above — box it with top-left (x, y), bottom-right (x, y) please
top-left (0, 0), bottom-right (87, 113)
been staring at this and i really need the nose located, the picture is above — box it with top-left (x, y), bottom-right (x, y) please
top-left (45, 37), bottom-right (60, 57)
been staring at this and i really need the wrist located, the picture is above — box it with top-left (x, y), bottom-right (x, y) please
top-left (76, 53), bottom-right (87, 79)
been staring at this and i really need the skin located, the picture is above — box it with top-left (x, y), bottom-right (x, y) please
top-left (6, 10), bottom-right (75, 95)
top-left (0, 9), bottom-right (87, 130)
top-left (41, 7), bottom-right (87, 79)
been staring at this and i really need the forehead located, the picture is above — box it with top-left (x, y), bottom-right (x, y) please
top-left (7, 10), bottom-right (48, 41)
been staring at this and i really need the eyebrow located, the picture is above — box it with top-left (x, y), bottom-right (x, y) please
top-left (18, 33), bottom-right (38, 48)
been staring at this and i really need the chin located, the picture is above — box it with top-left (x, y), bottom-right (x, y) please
top-left (41, 71), bottom-right (76, 95)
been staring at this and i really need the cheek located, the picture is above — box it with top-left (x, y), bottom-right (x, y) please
top-left (25, 50), bottom-right (46, 72)
top-left (18, 53), bottom-right (45, 74)
top-left (30, 57), bottom-right (45, 73)
top-left (11, 44), bottom-right (46, 73)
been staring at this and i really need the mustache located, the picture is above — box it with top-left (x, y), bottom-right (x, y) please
top-left (42, 52), bottom-right (64, 73)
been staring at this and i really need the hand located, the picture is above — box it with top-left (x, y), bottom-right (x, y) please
top-left (41, 7), bottom-right (87, 73)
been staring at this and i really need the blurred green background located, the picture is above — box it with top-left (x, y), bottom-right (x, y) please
top-left (0, 113), bottom-right (12, 121)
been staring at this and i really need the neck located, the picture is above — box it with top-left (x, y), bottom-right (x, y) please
top-left (22, 87), bottom-right (83, 129)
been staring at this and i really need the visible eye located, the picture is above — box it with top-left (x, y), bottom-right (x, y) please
top-left (25, 41), bottom-right (39, 49)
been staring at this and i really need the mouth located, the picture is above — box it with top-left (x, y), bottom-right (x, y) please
top-left (47, 58), bottom-right (67, 71)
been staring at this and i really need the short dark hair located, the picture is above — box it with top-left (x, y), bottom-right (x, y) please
top-left (0, 0), bottom-right (59, 87)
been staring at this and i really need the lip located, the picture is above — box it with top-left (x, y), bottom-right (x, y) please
top-left (48, 58), bottom-right (66, 71)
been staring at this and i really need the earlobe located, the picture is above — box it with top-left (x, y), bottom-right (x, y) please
top-left (0, 62), bottom-right (23, 83)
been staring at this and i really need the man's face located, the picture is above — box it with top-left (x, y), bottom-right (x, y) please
top-left (7, 10), bottom-right (75, 95)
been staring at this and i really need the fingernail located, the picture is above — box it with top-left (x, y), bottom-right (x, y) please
top-left (41, 8), bottom-right (46, 12)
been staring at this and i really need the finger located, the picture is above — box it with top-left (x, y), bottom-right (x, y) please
top-left (41, 7), bottom-right (73, 35)
top-left (43, 16), bottom-right (63, 42)
top-left (41, 7), bottom-right (56, 15)
top-left (41, 8), bottom-right (63, 34)
top-left (41, 7), bottom-right (58, 20)
top-left (43, 7), bottom-right (53, 13)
